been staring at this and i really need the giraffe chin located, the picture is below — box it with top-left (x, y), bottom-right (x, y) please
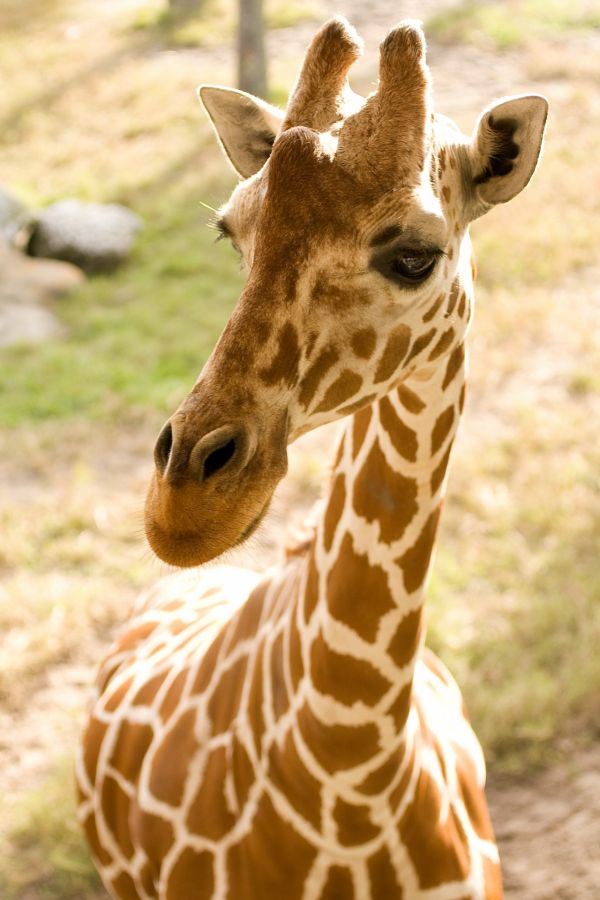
top-left (233, 498), bottom-right (272, 545)
top-left (144, 476), bottom-right (276, 568)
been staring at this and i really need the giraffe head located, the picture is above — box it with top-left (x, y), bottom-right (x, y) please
top-left (145, 18), bottom-right (547, 567)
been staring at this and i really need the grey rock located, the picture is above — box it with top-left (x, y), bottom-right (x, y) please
top-left (0, 237), bottom-right (84, 347)
top-left (0, 185), bottom-right (35, 248)
top-left (29, 199), bottom-right (142, 273)
top-left (0, 300), bottom-right (65, 347)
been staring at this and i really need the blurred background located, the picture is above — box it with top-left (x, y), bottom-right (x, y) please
top-left (1, 0), bottom-right (599, 897)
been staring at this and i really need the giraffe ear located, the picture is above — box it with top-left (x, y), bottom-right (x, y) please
top-left (467, 94), bottom-right (548, 210)
top-left (198, 85), bottom-right (284, 179)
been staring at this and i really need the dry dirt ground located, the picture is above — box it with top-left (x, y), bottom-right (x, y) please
top-left (3, 1), bottom-right (600, 898)
top-left (488, 745), bottom-right (600, 899)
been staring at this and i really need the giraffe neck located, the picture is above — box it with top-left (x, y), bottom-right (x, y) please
top-left (297, 342), bottom-right (466, 780)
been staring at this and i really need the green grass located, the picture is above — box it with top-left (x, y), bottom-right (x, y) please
top-left (0, 759), bottom-right (104, 900)
top-left (428, 0), bottom-right (600, 50)
top-left (0, 184), bottom-right (242, 426)
top-left (430, 451), bottom-right (600, 770)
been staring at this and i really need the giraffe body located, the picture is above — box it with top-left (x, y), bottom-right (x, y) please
top-left (78, 18), bottom-right (547, 899)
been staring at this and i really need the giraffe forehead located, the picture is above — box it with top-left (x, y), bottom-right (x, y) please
top-left (260, 133), bottom-right (364, 234)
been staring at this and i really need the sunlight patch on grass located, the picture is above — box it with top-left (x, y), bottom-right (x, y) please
top-left (428, 0), bottom-right (600, 51)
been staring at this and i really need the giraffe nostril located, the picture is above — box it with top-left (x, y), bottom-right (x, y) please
top-left (154, 422), bottom-right (174, 473)
top-left (202, 438), bottom-right (237, 481)
top-left (189, 425), bottom-right (255, 485)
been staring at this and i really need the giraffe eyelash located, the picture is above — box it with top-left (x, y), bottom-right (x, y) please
top-left (207, 215), bottom-right (229, 243)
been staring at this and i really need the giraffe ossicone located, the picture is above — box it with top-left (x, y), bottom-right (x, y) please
top-left (78, 17), bottom-right (547, 899)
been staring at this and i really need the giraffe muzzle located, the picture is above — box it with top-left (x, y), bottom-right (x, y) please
top-left (145, 410), bottom-right (288, 566)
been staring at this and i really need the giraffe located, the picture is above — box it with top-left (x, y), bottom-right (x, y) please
top-left (77, 18), bottom-right (547, 900)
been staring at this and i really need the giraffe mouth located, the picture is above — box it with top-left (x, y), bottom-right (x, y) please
top-left (144, 451), bottom-right (285, 567)
top-left (234, 495), bottom-right (273, 546)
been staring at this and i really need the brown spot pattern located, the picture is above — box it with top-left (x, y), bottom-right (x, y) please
top-left (456, 748), bottom-right (496, 842)
top-left (310, 631), bottom-right (391, 706)
top-left (248, 645), bottom-right (266, 753)
top-left (82, 717), bottom-right (108, 784)
top-left (186, 746), bottom-right (237, 839)
top-left (428, 327), bottom-right (455, 361)
top-left (431, 446), bottom-right (451, 495)
top-left (397, 509), bottom-right (442, 594)
top-left (315, 369), bottom-right (363, 413)
top-left (387, 608), bottom-right (423, 669)
top-left (442, 343), bottom-right (465, 390)
top-left (378, 396), bottom-right (418, 462)
top-left (228, 584), bottom-right (266, 644)
top-left (337, 392), bottom-right (377, 418)
top-left (374, 325), bottom-right (411, 383)
top-left (352, 405), bottom-right (372, 457)
top-left (351, 326), bottom-right (377, 358)
top-left (191, 626), bottom-right (228, 695)
top-left (231, 735), bottom-right (255, 810)
top-left (138, 862), bottom-right (155, 895)
top-left (353, 441), bottom-right (418, 543)
top-left (133, 808), bottom-right (175, 870)
top-left (158, 668), bottom-right (187, 722)
top-left (399, 769), bottom-right (470, 889)
top-left (299, 345), bottom-right (339, 408)
top-left (387, 684), bottom-right (413, 731)
top-left (406, 327), bottom-right (436, 364)
top-left (368, 845), bottom-right (403, 897)
top-left (166, 847), bottom-right (214, 900)
top-left (271, 629), bottom-right (289, 719)
top-left (397, 384), bottom-right (425, 414)
top-left (357, 749), bottom-right (403, 795)
top-left (259, 322), bottom-right (301, 387)
top-left (101, 774), bottom-right (135, 860)
top-left (327, 534), bottom-right (395, 643)
top-left (110, 871), bottom-right (140, 900)
top-left (226, 792), bottom-right (317, 899)
top-left (423, 293), bottom-right (445, 323)
top-left (81, 812), bottom-right (112, 867)
top-left (268, 732), bottom-right (322, 830)
top-left (321, 865), bottom-right (355, 899)
top-left (484, 855), bottom-right (504, 898)
top-left (323, 473), bottom-right (346, 552)
top-left (334, 796), bottom-right (379, 846)
top-left (305, 330), bottom-right (318, 358)
top-left (297, 703), bottom-right (380, 773)
top-left (149, 707), bottom-right (198, 806)
top-left (104, 675), bottom-right (134, 713)
top-left (207, 655), bottom-right (247, 734)
top-left (431, 406), bottom-right (455, 455)
top-left (109, 720), bottom-right (154, 783)
top-left (289, 619), bottom-right (304, 690)
top-left (132, 672), bottom-right (166, 708)
top-left (303, 554), bottom-right (319, 624)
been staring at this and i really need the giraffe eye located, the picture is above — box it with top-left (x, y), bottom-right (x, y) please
top-left (390, 253), bottom-right (438, 282)
top-left (371, 245), bottom-right (443, 286)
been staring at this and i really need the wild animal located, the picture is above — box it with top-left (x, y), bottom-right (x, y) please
top-left (78, 18), bottom-right (547, 899)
